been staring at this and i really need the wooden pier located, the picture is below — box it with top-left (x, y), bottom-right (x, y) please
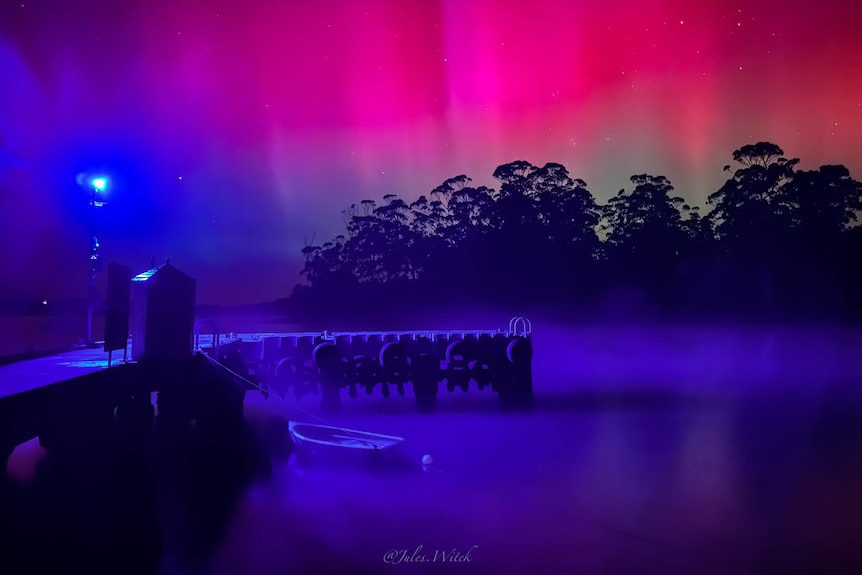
top-left (1, 319), bottom-right (533, 479)
top-left (0, 339), bottom-right (252, 479)
top-left (195, 318), bottom-right (534, 413)
top-left (1, 262), bottom-right (533, 482)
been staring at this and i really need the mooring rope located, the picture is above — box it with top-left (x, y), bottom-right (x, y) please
top-left (201, 351), bottom-right (339, 426)
top-left (200, 351), bottom-right (380, 441)
top-left (199, 351), bottom-right (447, 473)
top-left (201, 351), bottom-right (446, 472)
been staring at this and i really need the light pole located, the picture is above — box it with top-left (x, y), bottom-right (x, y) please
top-left (86, 176), bottom-right (108, 347)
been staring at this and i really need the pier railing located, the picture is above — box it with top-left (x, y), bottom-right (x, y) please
top-left (194, 317), bottom-right (534, 412)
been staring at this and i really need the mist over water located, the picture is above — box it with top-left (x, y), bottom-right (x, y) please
top-left (5, 311), bottom-right (862, 574)
top-left (203, 314), bottom-right (862, 574)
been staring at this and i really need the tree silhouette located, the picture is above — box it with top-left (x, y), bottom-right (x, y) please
top-left (779, 164), bottom-right (862, 237)
top-left (774, 164), bottom-right (862, 314)
top-left (845, 226), bottom-right (862, 318)
top-left (491, 160), bottom-right (539, 229)
top-left (484, 161), bottom-right (601, 302)
top-left (708, 142), bottom-right (799, 251)
top-left (600, 174), bottom-right (690, 307)
top-left (287, 141), bottom-right (862, 323)
top-left (528, 162), bottom-right (601, 298)
top-left (707, 143), bottom-right (800, 316)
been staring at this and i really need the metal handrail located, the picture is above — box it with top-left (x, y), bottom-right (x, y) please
top-left (508, 316), bottom-right (532, 337)
top-left (192, 321), bottom-right (532, 346)
top-left (193, 319), bottom-right (220, 352)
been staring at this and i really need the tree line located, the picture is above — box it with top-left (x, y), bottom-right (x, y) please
top-left (286, 142), bottom-right (862, 323)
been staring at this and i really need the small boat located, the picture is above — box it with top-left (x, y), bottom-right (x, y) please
top-left (288, 421), bottom-right (405, 459)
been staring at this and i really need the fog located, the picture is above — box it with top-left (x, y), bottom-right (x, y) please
top-left (5, 313), bottom-right (862, 574)
top-left (206, 315), bottom-right (862, 574)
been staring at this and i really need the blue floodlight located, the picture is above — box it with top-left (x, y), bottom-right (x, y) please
top-left (91, 176), bottom-right (108, 192)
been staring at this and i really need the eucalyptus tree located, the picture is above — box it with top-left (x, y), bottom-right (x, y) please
top-left (774, 164), bottom-right (862, 314)
top-left (600, 174), bottom-right (690, 304)
top-left (708, 142), bottom-right (799, 253)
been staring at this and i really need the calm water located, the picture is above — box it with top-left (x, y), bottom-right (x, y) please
top-left (4, 322), bottom-right (862, 574)
top-left (214, 323), bottom-right (861, 574)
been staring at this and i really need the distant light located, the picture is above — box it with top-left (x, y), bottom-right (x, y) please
top-left (42, 300), bottom-right (48, 306)
top-left (91, 177), bottom-right (108, 192)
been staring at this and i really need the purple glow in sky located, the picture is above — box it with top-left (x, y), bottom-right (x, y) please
top-left (1, 0), bottom-right (860, 304)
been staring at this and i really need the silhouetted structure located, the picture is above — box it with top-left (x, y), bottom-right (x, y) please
top-left (288, 143), bottom-right (862, 323)
top-left (104, 263), bottom-right (133, 364)
top-left (210, 321), bottom-right (535, 414)
top-left (0, 258), bottom-right (288, 575)
top-left (131, 260), bottom-right (197, 362)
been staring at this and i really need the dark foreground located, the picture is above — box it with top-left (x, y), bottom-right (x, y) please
top-left (2, 323), bottom-right (862, 575)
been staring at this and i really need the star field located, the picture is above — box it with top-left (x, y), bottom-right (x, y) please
top-left (0, 0), bottom-right (860, 303)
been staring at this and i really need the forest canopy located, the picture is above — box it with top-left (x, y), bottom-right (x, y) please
top-left (287, 143), bottom-right (862, 323)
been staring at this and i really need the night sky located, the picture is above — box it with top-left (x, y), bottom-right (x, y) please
top-left (1, 0), bottom-right (860, 305)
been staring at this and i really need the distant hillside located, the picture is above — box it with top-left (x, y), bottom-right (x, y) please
top-left (0, 297), bottom-right (291, 318)
top-left (194, 298), bottom-right (290, 318)
top-left (0, 298), bottom-right (86, 316)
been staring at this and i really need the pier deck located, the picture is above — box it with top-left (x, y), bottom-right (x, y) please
top-left (0, 322), bottom-right (532, 403)
top-left (0, 345), bottom-right (120, 400)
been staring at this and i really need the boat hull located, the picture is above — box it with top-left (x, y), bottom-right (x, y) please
top-left (288, 421), bottom-right (405, 461)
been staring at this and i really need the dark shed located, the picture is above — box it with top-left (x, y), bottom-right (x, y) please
top-left (130, 261), bottom-right (196, 361)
